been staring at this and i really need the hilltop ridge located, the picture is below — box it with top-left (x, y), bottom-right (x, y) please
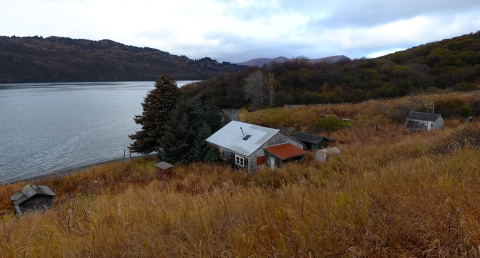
top-left (0, 36), bottom-right (246, 82)
top-left (237, 55), bottom-right (350, 67)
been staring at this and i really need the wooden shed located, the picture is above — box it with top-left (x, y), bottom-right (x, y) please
top-left (10, 184), bottom-right (56, 215)
top-left (406, 111), bottom-right (444, 131)
top-left (264, 143), bottom-right (307, 170)
top-left (154, 161), bottom-right (173, 177)
top-left (289, 131), bottom-right (335, 150)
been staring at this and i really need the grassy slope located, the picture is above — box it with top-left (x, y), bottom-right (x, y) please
top-left (1, 91), bottom-right (480, 257)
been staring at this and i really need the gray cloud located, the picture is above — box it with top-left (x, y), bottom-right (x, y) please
top-left (304, 0), bottom-right (480, 28)
top-left (1, 0), bottom-right (480, 63)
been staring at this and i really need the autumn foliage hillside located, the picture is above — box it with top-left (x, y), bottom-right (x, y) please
top-left (1, 91), bottom-right (480, 257)
top-left (182, 31), bottom-right (480, 109)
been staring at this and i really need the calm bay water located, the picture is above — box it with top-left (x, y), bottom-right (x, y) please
top-left (0, 81), bottom-right (196, 184)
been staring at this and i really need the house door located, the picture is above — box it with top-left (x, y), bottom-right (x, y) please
top-left (268, 157), bottom-right (275, 171)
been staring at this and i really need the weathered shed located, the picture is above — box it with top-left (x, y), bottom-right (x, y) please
top-left (154, 161), bottom-right (173, 177)
top-left (406, 111), bottom-right (444, 131)
top-left (289, 131), bottom-right (335, 150)
top-left (10, 184), bottom-right (56, 215)
top-left (264, 143), bottom-right (307, 169)
top-left (460, 117), bottom-right (473, 123)
top-left (206, 121), bottom-right (305, 172)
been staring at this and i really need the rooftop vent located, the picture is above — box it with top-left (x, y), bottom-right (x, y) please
top-left (242, 135), bottom-right (252, 141)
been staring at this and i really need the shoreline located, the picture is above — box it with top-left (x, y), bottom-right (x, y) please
top-left (0, 154), bottom-right (157, 186)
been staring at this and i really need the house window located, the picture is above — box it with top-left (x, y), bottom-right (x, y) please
top-left (235, 155), bottom-right (245, 167)
top-left (220, 148), bottom-right (227, 160)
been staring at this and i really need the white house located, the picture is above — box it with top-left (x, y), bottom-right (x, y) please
top-left (406, 111), bottom-right (444, 131)
top-left (206, 121), bottom-right (306, 172)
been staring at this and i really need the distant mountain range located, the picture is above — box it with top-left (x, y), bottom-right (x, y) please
top-left (0, 36), bottom-right (246, 83)
top-left (237, 55), bottom-right (351, 67)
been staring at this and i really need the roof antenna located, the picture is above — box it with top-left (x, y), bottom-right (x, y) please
top-left (240, 127), bottom-right (244, 135)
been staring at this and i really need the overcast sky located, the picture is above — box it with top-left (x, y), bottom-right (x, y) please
top-left (1, 0), bottom-right (480, 63)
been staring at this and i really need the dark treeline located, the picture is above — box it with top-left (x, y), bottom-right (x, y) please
top-left (182, 31), bottom-right (480, 109)
top-left (0, 36), bottom-right (245, 82)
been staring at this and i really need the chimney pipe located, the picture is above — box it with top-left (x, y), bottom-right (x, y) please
top-left (240, 127), bottom-right (244, 135)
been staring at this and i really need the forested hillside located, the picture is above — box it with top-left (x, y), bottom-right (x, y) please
top-left (182, 31), bottom-right (480, 109)
top-left (0, 36), bottom-right (245, 82)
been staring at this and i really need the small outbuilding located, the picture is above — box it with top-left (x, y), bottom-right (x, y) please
top-left (154, 161), bottom-right (173, 177)
top-left (264, 143), bottom-right (307, 170)
top-left (10, 184), bottom-right (56, 215)
top-left (460, 117), bottom-right (473, 123)
top-left (406, 111), bottom-right (444, 131)
top-left (289, 131), bottom-right (335, 150)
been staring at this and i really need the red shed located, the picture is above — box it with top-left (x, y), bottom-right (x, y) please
top-left (264, 143), bottom-right (307, 170)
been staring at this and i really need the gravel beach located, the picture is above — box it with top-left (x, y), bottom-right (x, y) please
top-left (1, 154), bottom-right (156, 186)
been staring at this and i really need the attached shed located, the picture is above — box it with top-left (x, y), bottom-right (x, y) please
top-left (264, 143), bottom-right (307, 169)
top-left (406, 111), bottom-right (444, 131)
top-left (206, 121), bottom-right (305, 172)
top-left (10, 184), bottom-right (56, 215)
top-left (289, 131), bottom-right (335, 150)
top-left (154, 161), bottom-right (173, 177)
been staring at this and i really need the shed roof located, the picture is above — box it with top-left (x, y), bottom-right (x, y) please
top-left (290, 131), bottom-right (334, 144)
top-left (264, 143), bottom-right (307, 160)
top-left (407, 111), bottom-right (441, 122)
top-left (10, 185), bottom-right (56, 205)
top-left (154, 161), bottom-right (172, 170)
top-left (206, 121), bottom-right (279, 157)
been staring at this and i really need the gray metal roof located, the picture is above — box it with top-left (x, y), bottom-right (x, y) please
top-left (10, 185), bottom-right (56, 205)
top-left (206, 121), bottom-right (279, 157)
top-left (407, 111), bottom-right (441, 122)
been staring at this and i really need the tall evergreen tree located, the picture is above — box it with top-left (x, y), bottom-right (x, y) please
top-left (158, 98), bottom-right (203, 163)
top-left (202, 105), bottom-right (223, 133)
top-left (158, 98), bottom-right (222, 164)
top-left (158, 113), bottom-right (193, 163)
top-left (204, 147), bottom-right (219, 163)
top-left (192, 123), bottom-right (212, 161)
top-left (129, 74), bottom-right (180, 154)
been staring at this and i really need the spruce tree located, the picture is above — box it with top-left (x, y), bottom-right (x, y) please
top-left (129, 74), bottom-right (180, 154)
top-left (158, 98), bottom-right (223, 164)
top-left (158, 113), bottom-right (192, 163)
top-left (192, 123), bottom-right (212, 161)
top-left (202, 105), bottom-right (223, 133)
top-left (158, 98), bottom-right (203, 163)
top-left (204, 147), bottom-right (219, 163)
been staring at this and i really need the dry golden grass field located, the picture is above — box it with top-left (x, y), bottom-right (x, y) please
top-left (1, 91), bottom-right (480, 257)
